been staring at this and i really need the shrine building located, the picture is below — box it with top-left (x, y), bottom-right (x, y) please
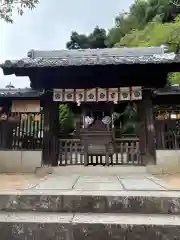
top-left (0, 47), bottom-right (180, 172)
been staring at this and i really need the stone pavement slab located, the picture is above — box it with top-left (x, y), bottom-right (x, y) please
top-left (35, 175), bottom-right (79, 190)
top-left (119, 178), bottom-right (166, 191)
top-left (149, 175), bottom-right (180, 191)
top-left (77, 176), bottom-right (118, 183)
top-left (1, 172), bottom-right (180, 192)
top-left (0, 174), bottom-right (43, 191)
top-left (74, 182), bottom-right (124, 191)
top-left (76, 176), bottom-right (121, 190)
top-left (31, 174), bottom-right (178, 191)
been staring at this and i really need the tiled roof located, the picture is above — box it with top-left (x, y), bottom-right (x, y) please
top-left (0, 88), bottom-right (43, 97)
top-left (0, 86), bottom-right (179, 98)
top-left (1, 48), bottom-right (179, 68)
top-left (154, 85), bottom-right (180, 95)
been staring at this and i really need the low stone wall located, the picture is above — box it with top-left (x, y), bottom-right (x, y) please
top-left (0, 150), bottom-right (42, 173)
top-left (147, 150), bottom-right (180, 174)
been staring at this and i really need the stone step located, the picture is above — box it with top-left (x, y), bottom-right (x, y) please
top-left (51, 166), bottom-right (147, 175)
top-left (1, 190), bottom-right (180, 214)
top-left (0, 212), bottom-right (180, 239)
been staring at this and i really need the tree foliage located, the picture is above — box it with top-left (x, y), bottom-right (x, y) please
top-left (66, 26), bottom-right (108, 49)
top-left (107, 0), bottom-right (180, 46)
top-left (0, 0), bottom-right (39, 23)
top-left (115, 16), bottom-right (180, 83)
top-left (115, 17), bottom-right (180, 50)
top-left (59, 104), bottom-right (74, 133)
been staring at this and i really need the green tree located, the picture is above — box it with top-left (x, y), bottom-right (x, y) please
top-left (115, 16), bottom-right (180, 83)
top-left (66, 32), bottom-right (89, 49)
top-left (107, 0), bottom-right (180, 47)
top-left (59, 104), bottom-right (74, 133)
top-left (66, 26), bottom-right (108, 49)
top-left (115, 18), bottom-right (180, 50)
top-left (0, 0), bottom-right (39, 23)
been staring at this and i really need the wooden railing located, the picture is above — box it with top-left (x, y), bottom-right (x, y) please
top-left (58, 137), bottom-right (142, 166)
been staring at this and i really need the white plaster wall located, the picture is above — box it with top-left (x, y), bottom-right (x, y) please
top-left (0, 150), bottom-right (42, 173)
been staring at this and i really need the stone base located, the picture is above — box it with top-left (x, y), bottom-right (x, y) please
top-left (0, 150), bottom-right (42, 173)
top-left (154, 150), bottom-right (180, 174)
top-left (0, 212), bottom-right (179, 240)
top-left (2, 191), bottom-right (180, 214)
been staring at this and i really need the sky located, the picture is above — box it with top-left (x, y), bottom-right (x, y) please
top-left (0, 0), bottom-right (133, 88)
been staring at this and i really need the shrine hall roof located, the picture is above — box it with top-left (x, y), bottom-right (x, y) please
top-left (1, 47), bottom-right (180, 70)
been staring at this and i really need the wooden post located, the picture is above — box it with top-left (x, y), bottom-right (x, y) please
top-left (43, 97), bottom-right (51, 165)
top-left (50, 101), bottom-right (59, 166)
top-left (137, 99), bottom-right (147, 165)
top-left (42, 91), bottom-right (59, 166)
top-left (144, 90), bottom-right (156, 164)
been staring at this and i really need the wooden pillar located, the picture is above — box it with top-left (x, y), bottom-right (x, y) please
top-left (43, 95), bottom-right (51, 165)
top-left (137, 99), bottom-right (147, 165)
top-left (42, 91), bottom-right (59, 166)
top-left (50, 101), bottom-right (59, 166)
top-left (144, 90), bottom-right (156, 164)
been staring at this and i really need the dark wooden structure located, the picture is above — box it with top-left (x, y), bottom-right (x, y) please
top-left (0, 88), bottom-right (43, 150)
top-left (153, 85), bottom-right (180, 150)
top-left (1, 47), bottom-right (180, 166)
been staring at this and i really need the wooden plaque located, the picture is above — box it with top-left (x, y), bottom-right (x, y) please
top-left (11, 100), bottom-right (40, 113)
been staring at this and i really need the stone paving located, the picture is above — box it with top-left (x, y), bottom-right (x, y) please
top-left (31, 174), bottom-right (180, 192)
top-left (0, 174), bottom-right (41, 191)
top-left (1, 172), bottom-right (180, 193)
top-left (1, 172), bottom-right (180, 239)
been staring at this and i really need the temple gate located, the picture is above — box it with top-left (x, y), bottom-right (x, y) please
top-left (1, 47), bottom-right (180, 168)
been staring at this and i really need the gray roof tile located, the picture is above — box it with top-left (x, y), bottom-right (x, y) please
top-left (1, 48), bottom-right (179, 68)
top-left (0, 88), bottom-right (42, 97)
